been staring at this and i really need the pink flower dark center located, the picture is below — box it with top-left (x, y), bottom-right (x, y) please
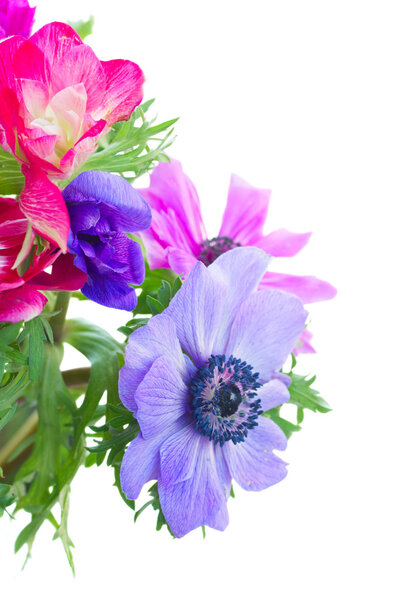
top-left (198, 236), bottom-right (241, 266)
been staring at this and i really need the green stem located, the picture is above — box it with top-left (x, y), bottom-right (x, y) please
top-left (62, 367), bottom-right (91, 389)
top-left (50, 292), bottom-right (72, 343)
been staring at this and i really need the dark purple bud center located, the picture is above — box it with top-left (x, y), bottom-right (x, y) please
top-left (198, 236), bottom-right (241, 266)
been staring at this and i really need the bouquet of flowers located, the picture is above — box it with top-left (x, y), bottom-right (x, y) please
top-left (0, 0), bottom-right (336, 570)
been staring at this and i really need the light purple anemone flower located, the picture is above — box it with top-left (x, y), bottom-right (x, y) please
top-left (0, 0), bottom-right (35, 39)
top-left (119, 247), bottom-right (308, 537)
top-left (138, 159), bottom-right (336, 353)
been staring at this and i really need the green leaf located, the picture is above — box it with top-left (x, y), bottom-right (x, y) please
top-left (146, 295), bottom-right (164, 316)
top-left (0, 323), bottom-right (22, 348)
top-left (14, 320), bottom-right (122, 560)
top-left (288, 373), bottom-right (331, 414)
top-left (67, 16), bottom-right (94, 40)
top-left (75, 105), bottom-right (178, 183)
top-left (26, 318), bottom-right (46, 381)
top-left (263, 409), bottom-right (302, 438)
top-left (157, 280), bottom-right (172, 307)
top-left (0, 147), bottom-right (24, 195)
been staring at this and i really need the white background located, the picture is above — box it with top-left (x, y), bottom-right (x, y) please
top-left (1, 0), bottom-right (414, 598)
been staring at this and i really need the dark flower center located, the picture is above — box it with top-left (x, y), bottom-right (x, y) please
top-left (217, 383), bottom-right (242, 417)
top-left (198, 236), bottom-right (241, 266)
top-left (190, 355), bottom-right (263, 446)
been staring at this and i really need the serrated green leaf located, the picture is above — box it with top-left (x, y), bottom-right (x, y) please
top-left (157, 280), bottom-right (171, 307)
top-left (146, 295), bottom-right (164, 316)
top-left (288, 373), bottom-right (331, 413)
top-left (263, 410), bottom-right (302, 438)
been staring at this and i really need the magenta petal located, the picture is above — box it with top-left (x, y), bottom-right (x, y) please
top-left (0, 286), bottom-right (46, 322)
top-left (52, 45), bottom-right (105, 110)
top-left (139, 159), bottom-right (206, 247)
top-left (28, 22), bottom-right (82, 71)
top-left (223, 417), bottom-right (287, 491)
top-left (294, 329), bottom-right (316, 355)
top-left (158, 437), bottom-right (229, 537)
top-left (12, 39), bottom-right (49, 86)
top-left (101, 59), bottom-right (144, 125)
top-left (260, 378), bottom-right (290, 412)
top-left (29, 253), bottom-right (87, 291)
top-left (255, 228), bottom-right (311, 257)
top-left (135, 355), bottom-right (191, 440)
top-left (0, 35), bottom-right (25, 89)
top-left (19, 165), bottom-right (70, 251)
top-left (259, 271), bottom-right (337, 303)
top-left (166, 247), bottom-right (198, 277)
top-left (218, 174), bottom-right (271, 244)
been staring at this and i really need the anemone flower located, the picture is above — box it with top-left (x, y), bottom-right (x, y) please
top-left (119, 246), bottom-right (307, 537)
top-left (0, 21), bottom-right (144, 248)
top-left (63, 171), bottom-right (152, 310)
top-left (139, 159), bottom-right (336, 353)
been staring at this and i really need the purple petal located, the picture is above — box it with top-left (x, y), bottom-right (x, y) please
top-left (63, 171), bottom-right (152, 232)
top-left (160, 424), bottom-right (201, 484)
top-left (120, 417), bottom-right (187, 500)
top-left (223, 417), bottom-right (287, 491)
top-left (139, 159), bottom-right (206, 246)
top-left (208, 246), bottom-right (272, 353)
top-left (164, 261), bottom-right (227, 367)
top-left (81, 271), bottom-right (138, 311)
top-left (225, 288), bottom-right (308, 379)
top-left (255, 228), bottom-right (311, 257)
top-left (260, 378), bottom-right (290, 412)
top-left (119, 314), bottom-right (187, 412)
top-left (135, 355), bottom-right (192, 440)
top-left (120, 432), bottom-right (160, 500)
top-left (259, 271), bottom-right (337, 303)
top-left (158, 437), bottom-right (229, 537)
top-left (104, 232), bottom-right (145, 283)
top-left (218, 174), bottom-right (271, 244)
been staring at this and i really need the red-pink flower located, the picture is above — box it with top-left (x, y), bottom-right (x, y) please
top-left (139, 159), bottom-right (336, 353)
top-left (0, 196), bottom-right (86, 322)
top-left (0, 21), bottom-right (144, 249)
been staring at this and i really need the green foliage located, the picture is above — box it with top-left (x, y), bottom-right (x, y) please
top-left (0, 318), bottom-right (52, 433)
top-left (0, 147), bottom-right (24, 195)
top-left (134, 267), bottom-right (182, 316)
top-left (264, 355), bottom-right (331, 438)
top-left (10, 319), bottom-right (122, 571)
top-left (68, 16), bottom-right (94, 40)
top-left (134, 483), bottom-right (174, 536)
top-left (76, 100), bottom-right (177, 182)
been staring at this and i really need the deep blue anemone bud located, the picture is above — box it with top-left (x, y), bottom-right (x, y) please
top-left (63, 171), bottom-right (152, 310)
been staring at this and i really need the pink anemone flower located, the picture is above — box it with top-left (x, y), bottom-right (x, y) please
top-left (139, 159), bottom-right (336, 354)
top-left (0, 196), bottom-right (86, 322)
top-left (0, 21), bottom-right (144, 249)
